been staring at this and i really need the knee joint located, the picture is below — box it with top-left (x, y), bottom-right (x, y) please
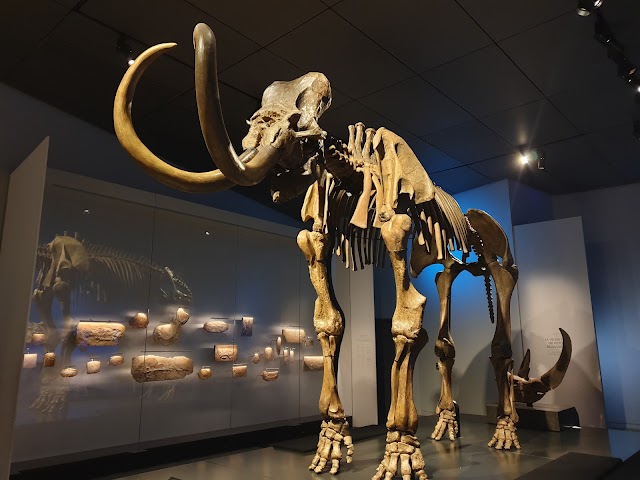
top-left (435, 338), bottom-right (455, 359)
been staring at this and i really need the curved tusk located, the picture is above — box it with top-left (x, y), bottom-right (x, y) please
top-left (194, 23), bottom-right (279, 186)
top-left (540, 328), bottom-right (572, 390)
top-left (114, 43), bottom-right (236, 193)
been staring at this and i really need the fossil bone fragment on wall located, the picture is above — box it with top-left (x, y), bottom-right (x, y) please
top-left (264, 346), bottom-right (274, 360)
top-left (76, 321), bottom-right (125, 346)
top-left (31, 333), bottom-right (46, 345)
top-left (175, 307), bottom-right (190, 325)
top-left (44, 352), bottom-right (56, 367)
top-left (203, 319), bottom-right (229, 333)
top-left (282, 327), bottom-right (306, 344)
top-left (232, 364), bottom-right (248, 378)
top-left (283, 348), bottom-right (290, 364)
top-left (129, 312), bottom-right (149, 328)
top-left (197, 366), bottom-right (212, 379)
top-left (23, 353), bottom-right (37, 369)
top-left (276, 336), bottom-right (282, 355)
top-left (86, 359), bottom-right (101, 374)
top-left (131, 355), bottom-right (193, 383)
top-left (252, 352), bottom-right (260, 364)
top-left (241, 316), bottom-right (253, 336)
top-left (303, 356), bottom-right (324, 371)
top-left (109, 354), bottom-right (124, 366)
top-left (261, 369), bottom-right (279, 381)
top-left (60, 366), bottom-right (78, 377)
top-left (214, 344), bottom-right (238, 362)
top-left (153, 308), bottom-right (190, 345)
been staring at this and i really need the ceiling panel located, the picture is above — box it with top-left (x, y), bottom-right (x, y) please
top-left (499, 12), bottom-right (620, 97)
top-left (0, 33), bottom-right (34, 80)
top-left (320, 101), bottom-right (417, 142)
top-left (219, 49), bottom-right (304, 99)
top-left (406, 138), bottom-right (465, 174)
top-left (550, 83), bottom-right (637, 133)
top-left (422, 120), bottom-right (515, 164)
top-left (360, 76), bottom-right (472, 136)
top-left (81, 0), bottom-right (260, 70)
top-left (4, 39), bottom-right (170, 133)
top-left (457, 0), bottom-right (576, 42)
top-left (584, 124), bottom-right (640, 181)
top-left (334, 0), bottom-right (492, 72)
top-left (480, 99), bottom-right (579, 148)
top-left (423, 45), bottom-right (543, 117)
top-left (268, 10), bottom-right (414, 98)
top-left (600, 0), bottom-right (640, 66)
top-left (189, 0), bottom-right (327, 46)
top-left (429, 166), bottom-right (492, 194)
top-left (540, 137), bottom-right (622, 191)
top-left (0, 0), bottom-right (68, 48)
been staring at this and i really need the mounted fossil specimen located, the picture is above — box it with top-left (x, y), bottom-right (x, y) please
top-left (44, 352), bottom-right (56, 368)
top-left (153, 307), bottom-right (190, 345)
top-left (76, 321), bottom-right (125, 346)
top-left (282, 327), bottom-right (306, 344)
top-left (241, 316), bottom-right (253, 336)
top-left (86, 359), bottom-right (101, 374)
top-left (232, 364), bottom-right (248, 378)
top-left (129, 312), bottom-right (149, 328)
top-left (114, 23), bottom-right (572, 478)
top-left (261, 369), bottom-right (279, 382)
top-left (131, 355), bottom-right (193, 383)
top-left (214, 344), bottom-right (238, 362)
top-left (197, 366), bottom-right (212, 380)
top-left (304, 355), bottom-right (324, 372)
top-left (203, 319), bottom-right (229, 333)
top-left (108, 354), bottom-right (124, 366)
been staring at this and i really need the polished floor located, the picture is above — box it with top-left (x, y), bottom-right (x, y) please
top-left (112, 417), bottom-right (640, 480)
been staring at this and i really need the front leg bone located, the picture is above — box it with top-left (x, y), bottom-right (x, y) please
top-left (298, 228), bottom-right (352, 474)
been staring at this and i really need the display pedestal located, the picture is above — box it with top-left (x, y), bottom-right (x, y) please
top-left (486, 403), bottom-right (579, 432)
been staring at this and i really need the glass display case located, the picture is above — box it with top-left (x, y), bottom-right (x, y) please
top-left (12, 177), bottom-right (323, 462)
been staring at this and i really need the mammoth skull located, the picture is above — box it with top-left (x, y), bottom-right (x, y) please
top-left (114, 23), bottom-right (330, 196)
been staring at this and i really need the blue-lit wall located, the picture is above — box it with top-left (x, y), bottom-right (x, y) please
top-left (554, 183), bottom-right (640, 430)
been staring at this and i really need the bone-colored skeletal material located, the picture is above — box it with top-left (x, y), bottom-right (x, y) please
top-left (23, 353), bottom-right (37, 369)
top-left (252, 352), bottom-right (260, 364)
top-left (86, 359), bottom-right (101, 374)
top-left (76, 322), bottom-right (126, 346)
top-left (214, 344), bottom-right (238, 362)
top-left (304, 355), bottom-right (324, 371)
top-left (175, 307), bottom-right (190, 325)
top-left (261, 369), bottom-right (279, 381)
top-left (232, 364), bottom-right (248, 378)
top-left (282, 327), bottom-right (306, 344)
top-left (153, 322), bottom-right (180, 346)
top-left (264, 346), bottom-right (274, 360)
top-left (129, 312), bottom-right (148, 328)
top-left (44, 352), bottom-right (56, 367)
top-left (131, 355), bottom-right (193, 383)
top-left (197, 366), bottom-right (212, 379)
top-left (113, 22), bottom-right (575, 477)
top-left (153, 308), bottom-right (190, 345)
top-left (31, 333), bottom-right (46, 345)
top-left (109, 354), bottom-right (124, 366)
top-left (203, 320), bottom-right (229, 333)
top-left (241, 316), bottom-right (253, 336)
top-left (60, 367), bottom-right (78, 378)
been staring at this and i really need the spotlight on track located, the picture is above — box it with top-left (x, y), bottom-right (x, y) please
top-left (519, 151), bottom-right (530, 165)
top-left (537, 149), bottom-right (546, 171)
top-left (618, 60), bottom-right (637, 82)
top-left (116, 35), bottom-right (135, 67)
top-left (577, 0), bottom-right (603, 17)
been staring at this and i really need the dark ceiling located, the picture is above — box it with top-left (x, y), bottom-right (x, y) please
top-left (2, 0), bottom-right (640, 221)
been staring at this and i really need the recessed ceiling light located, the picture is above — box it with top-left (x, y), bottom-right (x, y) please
top-left (83, 209), bottom-right (90, 214)
top-left (205, 231), bottom-right (210, 236)
top-left (519, 153), bottom-right (530, 165)
top-left (127, 58), bottom-right (135, 66)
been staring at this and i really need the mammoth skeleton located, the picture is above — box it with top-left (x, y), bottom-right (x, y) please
top-left (114, 23), bottom-right (571, 479)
